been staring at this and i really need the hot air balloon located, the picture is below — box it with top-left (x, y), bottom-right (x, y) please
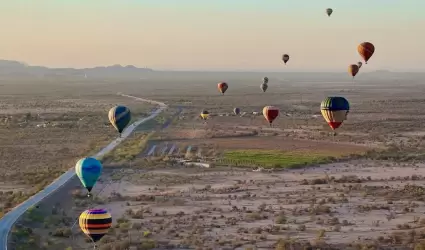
top-left (357, 61), bottom-right (363, 69)
top-left (357, 42), bottom-right (375, 64)
top-left (200, 110), bottom-right (209, 120)
top-left (262, 77), bottom-right (269, 84)
top-left (233, 107), bottom-right (241, 116)
top-left (108, 106), bottom-right (131, 137)
top-left (75, 157), bottom-right (103, 196)
top-left (79, 209), bottom-right (112, 243)
top-left (348, 64), bottom-right (359, 78)
top-left (218, 82), bottom-right (228, 95)
top-left (326, 8), bottom-right (333, 17)
top-left (320, 97), bottom-right (350, 131)
top-left (282, 54), bottom-right (290, 65)
top-left (263, 106), bottom-right (279, 127)
top-left (261, 83), bottom-right (268, 93)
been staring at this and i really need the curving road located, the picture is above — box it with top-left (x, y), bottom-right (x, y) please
top-left (0, 94), bottom-right (168, 250)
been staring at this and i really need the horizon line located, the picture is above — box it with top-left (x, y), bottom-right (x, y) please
top-left (2, 59), bottom-right (425, 73)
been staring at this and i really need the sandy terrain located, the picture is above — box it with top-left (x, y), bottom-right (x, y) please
top-left (8, 73), bottom-right (425, 249)
top-left (14, 160), bottom-right (425, 249)
top-left (0, 80), bottom-right (155, 215)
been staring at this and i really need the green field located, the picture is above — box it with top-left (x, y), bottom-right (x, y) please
top-left (221, 150), bottom-right (335, 168)
top-left (101, 131), bottom-right (155, 163)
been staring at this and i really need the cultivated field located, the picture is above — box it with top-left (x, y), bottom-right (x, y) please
top-left (7, 72), bottom-right (425, 249)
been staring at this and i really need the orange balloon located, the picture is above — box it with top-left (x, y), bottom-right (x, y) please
top-left (217, 82), bottom-right (228, 95)
top-left (348, 64), bottom-right (359, 78)
top-left (357, 42), bottom-right (375, 64)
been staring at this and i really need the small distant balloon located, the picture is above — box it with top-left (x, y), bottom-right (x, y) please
top-left (200, 110), bottom-right (209, 120)
top-left (357, 42), bottom-right (375, 64)
top-left (282, 54), bottom-right (290, 65)
top-left (263, 106), bottom-right (279, 127)
top-left (261, 83), bottom-right (268, 93)
top-left (233, 107), bottom-right (241, 116)
top-left (348, 64), bottom-right (359, 78)
top-left (108, 106), bottom-right (131, 136)
top-left (217, 82), bottom-right (228, 95)
top-left (326, 8), bottom-right (333, 17)
top-left (262, 77), bottom-right (269, 84)
top-left (357, 61), bottom-right (363, 69)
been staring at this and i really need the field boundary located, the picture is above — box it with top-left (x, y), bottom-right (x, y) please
top-left (0, 93), bottom-right (168, 250)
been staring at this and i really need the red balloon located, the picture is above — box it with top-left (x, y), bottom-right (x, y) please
top-left (357, 42), bottom-right (375, 64)
top-left (348, 64), bottom-right (359, 78)
top-left (217, 82), bottom-right (228, 95)
top-left (263, 106), bottom-right (279, 126)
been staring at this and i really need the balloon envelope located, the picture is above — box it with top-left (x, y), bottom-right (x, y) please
top-left (263, 106), bottom-right (279, 125)
top-left (262, 77), bottom-right (269, 84)
top-left (79, 209), bottom-right (112, 242)
top-left (320, 97), bottom-right (350, 130)
top-left (108, 106), bottom-right (131, 134)
top-left (233, 107), bottom-right (241, 115)
top-left (261, 83), bottom-right (268, 92)
top-left (357, 42), bottom-right (375, 64)
top-left (75, 157), bottom-right (103, 192)
top-left (357, 61), bottom-right (363, 69)
top-left (326, 8), bottom-right (333, 16)
top-left (348, 64), bottom-right (359, 78)
top-left (217, 82), bottom-right (228, 94)
top-left (200, 110), bottom-right (209, 120)
top-left (282, 54), bottom-right (290, 64)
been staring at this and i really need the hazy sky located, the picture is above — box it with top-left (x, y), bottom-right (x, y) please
top-left (1, 0), bottom-right (425, 71)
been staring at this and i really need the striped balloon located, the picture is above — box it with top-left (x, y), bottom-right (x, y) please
top-left (79, 209), bottom-right (112, 242)
top-left (357, 42), bottom-right (375, 64)
top-left (108, 105), bottom-right (131, 134)
top-left (320, 97), bottom-right (350, 130)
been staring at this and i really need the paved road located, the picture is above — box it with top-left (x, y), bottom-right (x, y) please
top-left (0, 94), bottom-right (168, 250)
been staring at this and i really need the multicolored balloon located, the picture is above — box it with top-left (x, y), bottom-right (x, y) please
top-left (348, 64), bottom-right (359, 78)
top-left (108, 106), bottom-right (131, 136)
top-left (217, 82), bottom-right (228, 95)
top-left (357, 42), bottom-right (375, 64)
top-left (75, 157), bottom-right (102, 195)
top-left (200, 110), bottom-right (209, 120)
top-left (79, 209), bottom-right (112, 243)
top-left (282, 54), bottom-right (290, 65)
top-left (320, 97), bottom-right (350, 131)
top-left (263, 106), bottom-right (279, 127)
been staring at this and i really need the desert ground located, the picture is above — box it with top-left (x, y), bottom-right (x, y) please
top-left (0, 78), bottom-right (156, 216)
top-left (6, 71), bottom-right (425, 249)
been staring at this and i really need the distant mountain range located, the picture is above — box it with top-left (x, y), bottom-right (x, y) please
top-left (0, 59), bottom-right (423, 81)
top-left (0, 60), bottom-right (154, 78)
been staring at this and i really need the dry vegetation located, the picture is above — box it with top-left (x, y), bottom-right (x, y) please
top-left (13, 161), bottom-right (425, 250)
top-left (0, 79), bottom-right (154, 217)
top-left (7, 73), bottom-right (425, 249)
